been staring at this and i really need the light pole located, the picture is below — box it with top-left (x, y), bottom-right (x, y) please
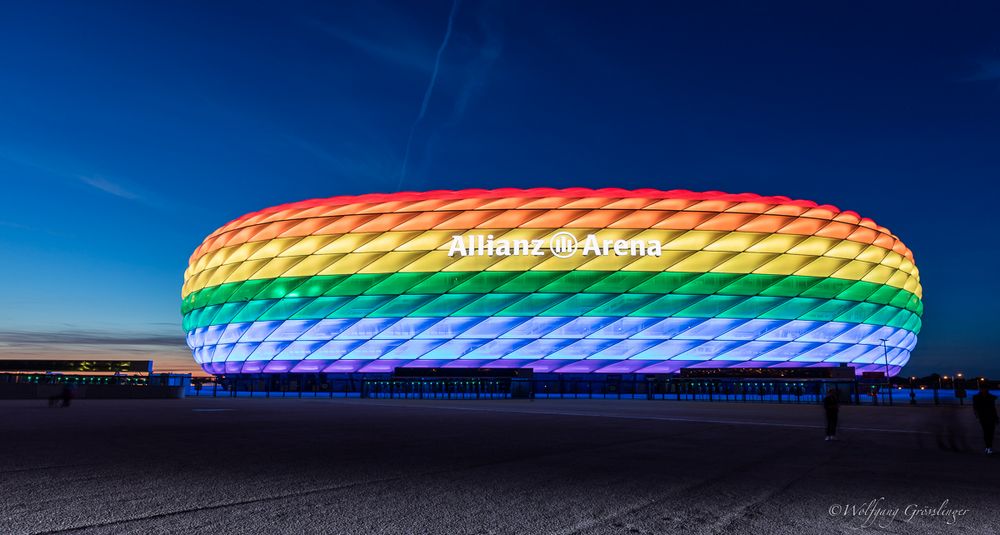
top-left (957, 372), bottom-right (965, 405)
top-left (880, 338), bottom-right (892, 405)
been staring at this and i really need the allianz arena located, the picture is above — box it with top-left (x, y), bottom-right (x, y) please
top-left (182, 188), bottom-right (921, 377)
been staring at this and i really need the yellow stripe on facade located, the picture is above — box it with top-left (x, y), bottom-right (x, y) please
top-left (182, 229), bottom-right (924, 298)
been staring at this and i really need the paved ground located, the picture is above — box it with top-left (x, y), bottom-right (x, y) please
top-left (1, 398), bottom-right (997, 534)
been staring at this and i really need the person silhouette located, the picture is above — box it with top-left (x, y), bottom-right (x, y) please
top-left (823, 386), bottom-right (840, 441)
top-left (60, 382), bottom-right (76, 408)
top-left (972, 384), bottom-right (997, 454)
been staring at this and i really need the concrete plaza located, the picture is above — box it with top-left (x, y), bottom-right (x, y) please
top-left (1, 398), bottom-right (997, 534)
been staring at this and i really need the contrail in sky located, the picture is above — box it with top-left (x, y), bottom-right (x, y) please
top-left (397, 0), bottom-right (461, 189)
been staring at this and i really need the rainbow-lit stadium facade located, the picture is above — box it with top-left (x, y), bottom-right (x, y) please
top-left (182, 188), bottom-right (921, 377)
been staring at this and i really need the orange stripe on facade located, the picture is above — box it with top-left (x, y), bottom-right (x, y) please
top-left (189, 190), bottom-right (913, 264)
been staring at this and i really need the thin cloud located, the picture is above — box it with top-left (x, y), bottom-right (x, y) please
top-left (0, 329), bottom-right (187, 349)
top-left (77, 175), bottom-right (143, 201)
top-left (311, 20), bottom-right (433, 72)
top-left (0, 148), bottom-right (176, 210)
top-left (0, 220), bottom-right (33, 231)
top-left (409, 3), bottom-right (503, 185)
top-left (279, 133), bottom-right (396, 184)
top-left (0, 329), bottom-right (204, 374)
top-left (397, 0), bottom-right (462, 188)
top-left (305, 1), bottom-right (501, 189)
top-left (0, 219), bottom-right (75, 238)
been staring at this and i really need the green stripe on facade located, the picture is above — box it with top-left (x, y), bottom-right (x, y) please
top-left (182, 271), bottom-right (923, 316)
top-left (182, 292), bottom-right (922, 333)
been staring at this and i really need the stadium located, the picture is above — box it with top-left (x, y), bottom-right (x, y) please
top-left (181, 188), bottom-right (921, 383)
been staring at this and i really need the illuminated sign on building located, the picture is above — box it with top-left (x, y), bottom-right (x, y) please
top-left (447, 232), bottom-right (663, 258)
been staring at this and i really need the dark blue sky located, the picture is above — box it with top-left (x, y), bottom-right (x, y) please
top-left (0, 1), bottom-right (997, 374)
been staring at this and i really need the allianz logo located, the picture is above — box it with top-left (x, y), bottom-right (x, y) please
top-left (447, 232), bottom-right (663, 258)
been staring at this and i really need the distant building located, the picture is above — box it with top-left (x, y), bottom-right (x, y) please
top-left (182, 188), bottom-right (921, 378)
top-left (0, 360), bottom-right (188, 399)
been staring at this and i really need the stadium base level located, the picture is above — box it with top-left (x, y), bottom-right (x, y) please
top-left (198, 365), bottom-right (893, 403)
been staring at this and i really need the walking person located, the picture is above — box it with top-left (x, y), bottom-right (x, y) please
top-left (59, 382), bottom-right (76, 408)
top-left (823, 386), bottom-right (840, 441)
top-left (972, 384), bottom-right (998, 454)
